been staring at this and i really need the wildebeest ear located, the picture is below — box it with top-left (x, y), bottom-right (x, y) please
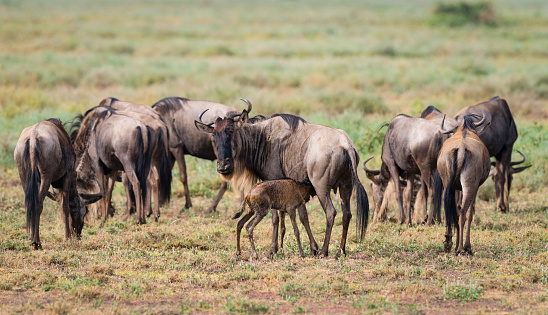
top-left (195, 120), bottom-right (214, 133)
top-left (476, 121), bottom-right (491, 135)
top-left (238, 110), bottom-right (249, 127)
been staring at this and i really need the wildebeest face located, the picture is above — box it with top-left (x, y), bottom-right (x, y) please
top-left (212, 118), bottom-right (236, 175)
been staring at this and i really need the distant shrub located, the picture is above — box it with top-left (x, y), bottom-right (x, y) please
top-left (430, 1), bottom-right (496, 27)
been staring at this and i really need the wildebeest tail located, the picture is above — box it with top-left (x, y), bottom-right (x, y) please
top-left (444, 150), bottom-right (459, 231)
top-left (433, 169), bottom-right (443, 221)
top-left (158, 129), bottom-right (172, 206)
top-left (344, 150), bottom-right (369, 242)
top-left (135, 127), bottom-right (148, 204)
top-left (232, 199), bottom-right (247, 220)
top-left (24, 139), bottom-right (40, 237)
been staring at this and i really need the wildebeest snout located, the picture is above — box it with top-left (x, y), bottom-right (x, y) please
top-left (217, 158), bottom-right (234, 174)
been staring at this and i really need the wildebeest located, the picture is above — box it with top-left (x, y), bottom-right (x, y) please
top-left (454, 96), bottom-right (530, 212)
top-left (195, 99), bottom-right (369, 258)
top-left (152, 97), bottom-right (240, 212)
top-left (14, 118), bottom-right (102, 249)
top-left (437, 114), bottom-right (490, 255)
top-left (232, 179), bottom-right (316, 259)
top-left (71, 107), bottom-right (158, 227)
top-left (363, 110), bottom-right (459, 225)
top-left (96, 97), bottom-right (172, 221)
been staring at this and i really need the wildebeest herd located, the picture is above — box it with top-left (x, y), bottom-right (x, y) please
top-left (14, 95), bottom-right (530, 257)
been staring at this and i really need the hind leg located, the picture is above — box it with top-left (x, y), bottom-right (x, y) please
top-left (245, 207), bottom-right (269, 260)
top-left (173, 149), bottom-right (192, 210)
top-left (279, 211), bottom-right (286, 251)
top-left (337, 180), bottom-right (353, 258)
top-left (442, 187), bottom-right (453, 252)
top-left (463, 201), bottom-right (475, 255)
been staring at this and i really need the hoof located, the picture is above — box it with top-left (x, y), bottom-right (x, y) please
top-left (184, 202), bottom-right (192, 209)
top-left (464, 247), bottom-right (474, 256)
top-left (32, 243), bottom-right (42, 250)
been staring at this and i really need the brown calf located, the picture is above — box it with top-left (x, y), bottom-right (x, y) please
top-left (232, 179), bottom-right (316, 259)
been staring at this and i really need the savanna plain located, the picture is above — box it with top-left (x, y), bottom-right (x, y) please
top-left (1, 0), bottom-right (548, 313)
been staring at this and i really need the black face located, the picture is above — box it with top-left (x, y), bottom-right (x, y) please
top-left (212, 118), bottom-right (236, 175)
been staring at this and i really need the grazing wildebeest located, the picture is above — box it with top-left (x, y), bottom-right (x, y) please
top-left (152, 97), bottom-right (239, 212)
top-left (195, 99), bottom-right (369, 258)
top-left (14, 118), bottom-right (102, 249)
top-left (437, 114), bottom-right (490, 255)
top-left (454, 96), bottom-right (530, 212)
top-left (362, 111), bottom-right (459, 225)
top-left (71, 107), bottom-right (156, 227)
top-left (96, 97), bottom-right (172, 221)
top-left (232, 179), bottom-right (316, 259)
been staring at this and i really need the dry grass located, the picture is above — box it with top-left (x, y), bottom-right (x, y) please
top-left (1, 0), bottom-right (548, 313)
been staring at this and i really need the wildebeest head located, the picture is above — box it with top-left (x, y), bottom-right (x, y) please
top-left (488, 150), bottom-right (531, 192)
top-left (362, 157), bottom-right (389, 213)
top-left (194, 98), bottom-right (252, 176)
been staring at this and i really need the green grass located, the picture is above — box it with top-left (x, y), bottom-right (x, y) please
top-left (1, 0), bottom-right (548, 313)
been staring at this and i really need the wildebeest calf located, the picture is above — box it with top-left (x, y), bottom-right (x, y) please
top-left (436, 114), bottom-right (490, 255)
top-left (232, 179), bottom-right (316, 259)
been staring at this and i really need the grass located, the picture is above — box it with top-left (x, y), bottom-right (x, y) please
top-left (1, 0), bottom-right (548, 313)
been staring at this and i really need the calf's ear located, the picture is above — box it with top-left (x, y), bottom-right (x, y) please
top-left (195, 121), bottom-right (214, 133)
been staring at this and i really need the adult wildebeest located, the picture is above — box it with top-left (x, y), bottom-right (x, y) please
top-left (14, 118), bottom-right (102, 249)
top-left (96, 97), bottom-right (172, 221)
top-left (195, 99), bottom-right (369, 258)
top-left (232, 179), bottom-right (316, 259)
top-left (363, 109), bottom-right (459, 225)
top-left (437, 114), bottom-right (490, 255)
top-left (71, 107), bottom-right (158, 227)
top-left (454, 96), bottom-right (530, 213)
top-left (152, 97), bottom-right (240, 212)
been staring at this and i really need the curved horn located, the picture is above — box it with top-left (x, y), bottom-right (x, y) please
top-left (198, 109), bottom-right (214, 126)
top-left (473, 109), bottom-right (487, 127)
top-left (439, 114), bottom-right (455, 134)
top-left (511, 150), bottom-right (526, 166)
top-left (362, 156), bottom-right (380, 176)
top-left (240, 98), bottom-right (252, 114)
top-left (80, 177), bottom-right (104, 205)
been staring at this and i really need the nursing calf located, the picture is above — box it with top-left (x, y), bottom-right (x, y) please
top-left (232, 179), bottom-right (316, 259)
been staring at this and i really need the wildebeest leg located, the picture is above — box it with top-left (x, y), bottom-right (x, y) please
top-left (99, 174), bottom-right (116, 228)
top-left (60, 183), bottom-right (71, 239)
top-left (387, 165), bottom-right (405, 224)
top-left (122, 174), bottom-right (134, 220)
top-left (297, 204), bottom-right (319, 255)
top-left (279, 211), bottom-right (286, 251)
top-left (316, 191), bottom-right (337, 258)
top-left (404, 175), bottom-right (415, 225)
top-left (443, 187), bottom-right (453, 253)
top-left (457, 188), bottom-right (476, 255)
top-left (267, 210), bottom-right (280, 257)
top-left (125, 170), bottom-right (145, 225)
top-left (464, 201), bottom-right (475, 255)
top-left (423, 173), bottom-right (437, 225)
top-left (288, 209), bottom-right (305, 258)
top-left (493, 151), bottom-right (510, 212)
top-left (246, 207), bottom-right (269, 260)
top-left (337, 181), bottom-right (353, 258)
top-left (207, 180), bottom-right (229, 213)
top-left (147, 166), bottom-right (160, 221)
top-left (173, 149), bottom-right (192, 209)
top-left (236, 211), bottom-right (254, 256)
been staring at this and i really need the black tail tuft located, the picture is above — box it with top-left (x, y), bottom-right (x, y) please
top-left (24, 140), bottom-right (40, 237)
top-left (343, 150), bottom-right (369, 242)
top-left (433, 169), bottom-right (443, 221)
top-left (135, 127), bottom-right (148, 205)
top-left (444, 151), bottom-right (459, 232)
top-left (158, 129), bottom-right (172, 206)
